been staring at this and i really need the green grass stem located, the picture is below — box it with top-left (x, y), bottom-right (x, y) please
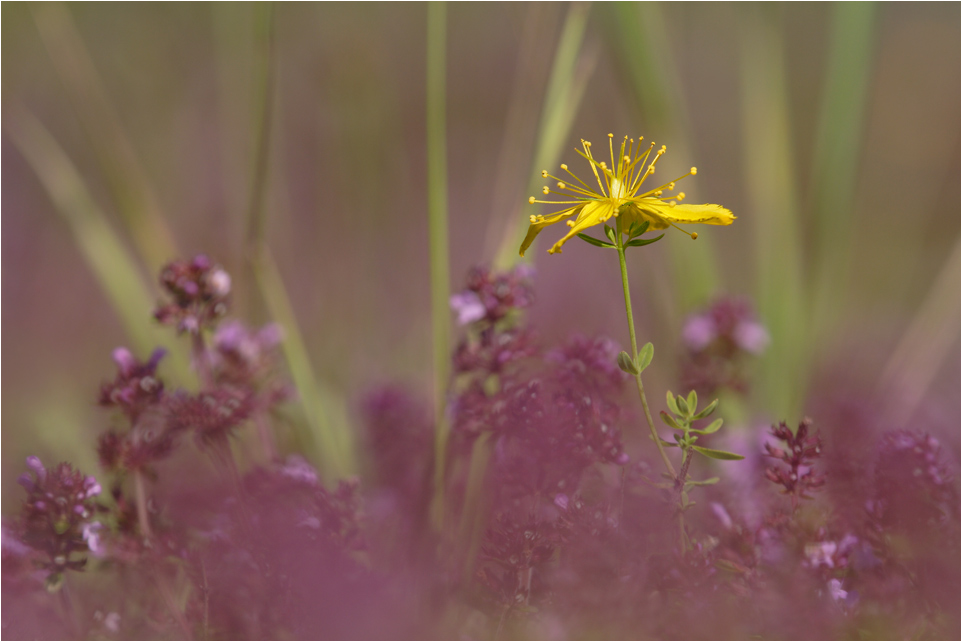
top-left (493, 2), bottom-right (594, 269)
top-left (809, 2), bottom-right (878, 342)
top-left (427, 2), bottom-right (452, 529)
top-left (7, 108), bottom-right (191, 384)
top-left (603, 2), bottom-right (720, 313)
top-left (251, 249), bottom-right (355, 482)
top-left (738, 8), bottom-right (807, 420)
top-left (31, 2), bottom-right (179, 274)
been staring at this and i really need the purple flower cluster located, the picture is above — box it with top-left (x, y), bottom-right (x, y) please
top-left (154, 255), bottom-right (232, 334)
top-left (764, 418), bottom-right (826, 511)
top-left (16, 457), bottom-right (102, 586)
top-left (4, 260), bottom-right (960, 640)
top-left (680, 297), bottom-right (769, 396)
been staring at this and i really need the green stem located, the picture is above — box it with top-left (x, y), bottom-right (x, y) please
top-left (427, 2), bottom-right (451, 530)
top-left (133, 468), bottom-right (153, 540)
top-left (614, 217), bottom-right (676, 480)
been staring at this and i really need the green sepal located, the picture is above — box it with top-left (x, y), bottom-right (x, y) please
top-left (604, 224), bottom-right (617, 244)
top-left (692, 445), bottom-right (745, 461)
top-left (665, 391), bottom-right (680, 415)
top-left (635, 342), bottom-right (654, 373)
top-left (692, 399), bottom-right (719, 419)
top-left (659, 411), bottom-right (682, 430)
top-left (576, 233), bottom-right (615, 249)
top-left (616, 350), bottom-right (640, 375)
top-left (625, 233), bottom-right (665, 247)
top-left (691, 418), bottom-right (723, 435)
top-left (628, 220), bottom-right (650, 238)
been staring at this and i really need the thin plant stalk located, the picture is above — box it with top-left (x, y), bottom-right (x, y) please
top-left (426, 1), bottom-right (451, 529)
top-left (133, 469), bottom-right (153, 539)
top-left (614, 217), bottom-right (676, 479)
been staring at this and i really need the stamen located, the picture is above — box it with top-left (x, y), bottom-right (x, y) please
top-left (690, 167), bottom-right (697, 175)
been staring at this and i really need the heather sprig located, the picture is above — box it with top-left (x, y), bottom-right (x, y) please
top-left (16, 457), bottom-right (103, 590)
top-left (764, 418), bottom-right (825, 512)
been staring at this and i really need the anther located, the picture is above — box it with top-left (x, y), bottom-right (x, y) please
top-left (542, 170), bottom-right (548, 178)
top-left (557, 182), bottom-right (566, 189)
top-left (542, 186), bottom-right (550, 194)
top-left (690, 167), bottom-right (697, 175)
top-left (560, 163), bottom-right (568, 170)
top-left (654, 190), bottom-right (663, 196)
top-left (566, 221), bottom-right (575, 227)
top-left (669, 201), bottom-right (677, 207)
top-left (599, 161), bottom-right (607, 170)
top-left (528, 196), bottom-right (536, 204)
top-left (529, 215), bottom-right (537, 222)
top-left (677, 192), bottom-right (686, 200)
top-left (691, 232), bottom-right (698, 240)
top-left (668, 182), bottom-right (675, 190)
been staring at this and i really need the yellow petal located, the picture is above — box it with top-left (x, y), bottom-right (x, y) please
top-left (519, 206), bottom-right (581, 257)
top-left (548, 201), bottom-right (615, 254)
top-left (635, 199), bottom-right (735, 226)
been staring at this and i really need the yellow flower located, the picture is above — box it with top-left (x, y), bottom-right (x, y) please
top-left (519, 134), bottom-right (735, 256)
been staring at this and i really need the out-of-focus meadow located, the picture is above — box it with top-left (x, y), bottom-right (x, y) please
top-left (2, 2), bottom-right (959, 503)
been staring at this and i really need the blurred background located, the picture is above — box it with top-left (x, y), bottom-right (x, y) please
top-left (3, 3), bottom-right (959, 502)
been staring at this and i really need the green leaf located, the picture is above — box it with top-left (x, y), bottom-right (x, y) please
top-left (692, 418), bottom-right (723, 435)
top-left (676, 394), bottom-right (689, 414)
top-left (626, 233), bottom-right (665, 247)
top-left (692, 399), bottom-right (719, 419)
top-left (665, 391), bottom-right (680, 415)
top-left (689, 477), bottom-right (720, 486)
top-left (604, 224), bottom-right (617, 243)
top-left (655, 438), bottom-right (678, 448)
top-left (616, 350), bottom-right (640, 375)
top-left (576, 233), bottom-right (615, 248)
top-left (687, 390), bottom-right (698, 412)
top-left (636, 342), bottom-right (654, 372)
top-left (692, 446), bottom-right (745, 461)
top-left (659, 411), bottom-right (682, 430)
